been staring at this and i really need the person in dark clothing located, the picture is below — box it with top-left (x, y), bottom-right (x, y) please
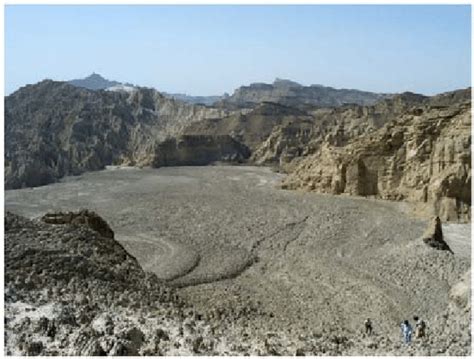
top-left (364, 318), bottom-right (373, 335)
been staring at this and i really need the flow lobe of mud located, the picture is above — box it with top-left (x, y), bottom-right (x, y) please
top-left (119, 213), bottom-right (311, 288)
top-left (118, 232), bottom-right (255, 288)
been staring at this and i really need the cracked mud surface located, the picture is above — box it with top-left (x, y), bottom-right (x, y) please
top-left (5, 166), bottom-right (470, 345)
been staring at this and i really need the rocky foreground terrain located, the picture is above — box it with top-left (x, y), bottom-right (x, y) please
top-left (5, 166), bottom-right (471, 356)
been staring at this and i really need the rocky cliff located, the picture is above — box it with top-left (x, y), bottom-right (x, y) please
top-left (216, 78), bottom-right (390, 109)
top-left (281, 89), bottom-right (471, 222)
top-left (183, 102), bottom-right (314, 151)
top-left (251, 92), bottom-right (428, 171)
top-left (5, 80), bottom-right (235, 189)
top-left (153, 135), bottom-right (250, 167)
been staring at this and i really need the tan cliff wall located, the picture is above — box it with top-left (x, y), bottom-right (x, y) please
top-left (251, 93), bottom-right (428, 172)
top-left (281, 89), bottom-right (471, 222)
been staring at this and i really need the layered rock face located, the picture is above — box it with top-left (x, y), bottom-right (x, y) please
top-left (251, 92), bottom-right (428, 171)
top-left (5, 81), bottom-right (234, 189)
top-left (152, 135), bottom-right (250, 167)
top-left (282, 89), bottom-right (471, 222)
top-left (183, 102), bottom-right (314, 151)
top-left (216, 78), bottom-right (389, 109)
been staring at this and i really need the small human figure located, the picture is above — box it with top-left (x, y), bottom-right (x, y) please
top-left (364, 318), bottom-right (373, 335)
top-left (413, 316), bottom-right (426, 339)
top-left (400, 320), bottom-right (413, 344)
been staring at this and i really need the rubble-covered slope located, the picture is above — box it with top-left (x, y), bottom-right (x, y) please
top-left (282, 89), bottom-right (471, 222)
top-left (4, 211), bottom-right (178, 355)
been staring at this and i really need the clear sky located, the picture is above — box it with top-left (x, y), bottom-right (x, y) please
top-left (5, 5), bottom-right (471, 96)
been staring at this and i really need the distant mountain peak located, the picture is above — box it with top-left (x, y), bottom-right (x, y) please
top-left (86, 72), bottom-right (106, 79)
top-left (273, 78), bottom-right (303, 87)
top-left (68, 73), bottom-right (121, 91)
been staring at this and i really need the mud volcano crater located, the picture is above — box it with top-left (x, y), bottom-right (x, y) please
top-left (5, 165), bottom-right (471, 355)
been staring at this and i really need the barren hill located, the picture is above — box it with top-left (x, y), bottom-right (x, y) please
top-left (215, 78), bottom-right (390, 109)
top-left (4, 80), bottom-right (238, 189)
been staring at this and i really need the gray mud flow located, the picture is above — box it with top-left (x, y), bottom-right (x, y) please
top-left (5, 165), bottom-right (470, 339)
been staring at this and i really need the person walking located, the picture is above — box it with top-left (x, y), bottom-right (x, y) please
top-left (400, 320), bottom-right (413, 344)
top-left (413, 316), bottom-right (426, 339)
top-left (364, 318), bottom-right (373, 335)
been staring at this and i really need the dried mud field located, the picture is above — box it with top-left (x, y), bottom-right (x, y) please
top-left (5, 165), bottom-right (471, 351)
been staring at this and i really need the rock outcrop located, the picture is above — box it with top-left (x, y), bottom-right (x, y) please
top-left (183, 102), bottom-right (314, 151)
top-left (422, 217), bottom-right (453, 253)
top-left (216, 78), bottom-right (390, 109)
top-left (251, 93), bottom-right (425, 170)
top-left (282, 89), bottom-right (471, 222)
top-left (41, 209), bottom-right (115, 239)
top-left (153, 135), bottom-right (250, 167)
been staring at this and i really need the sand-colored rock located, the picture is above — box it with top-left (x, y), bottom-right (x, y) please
top-left (282, 89), bottom-right (471, 222)
top-left (251, 92), bottom-right (428, 171)
top-left (216, 78), bottom-right (389, 109)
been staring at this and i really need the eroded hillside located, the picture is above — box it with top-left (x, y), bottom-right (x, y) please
top-left (281, 89), bottom-right (471, 222)
top-left (5, 81), bottom-right (236, 189)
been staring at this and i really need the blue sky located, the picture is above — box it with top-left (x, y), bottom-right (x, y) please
top-left (5, 5), bottom-right (471, 96)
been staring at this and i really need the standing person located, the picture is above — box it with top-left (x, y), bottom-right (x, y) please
top-left (400, 320), bottom-right (413, 344)
top-left (364, 318), bottom-right (373, 335)
top-left (413, 316), bottom-right (426, 339)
